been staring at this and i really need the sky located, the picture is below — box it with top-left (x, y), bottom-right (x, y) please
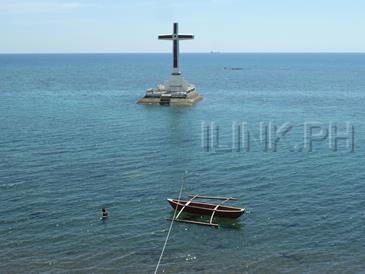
top-left (0, 0), bottom-right (364, 53)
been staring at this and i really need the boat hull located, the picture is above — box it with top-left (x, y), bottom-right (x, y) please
top-left (167, 199), bottom-right (245, 219)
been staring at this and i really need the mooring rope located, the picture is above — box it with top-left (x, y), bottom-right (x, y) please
top-left (154, 173), bottom-right (186, 274)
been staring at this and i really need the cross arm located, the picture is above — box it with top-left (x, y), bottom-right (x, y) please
top-left (178, 34), bottom-right (194, 40)
top-left (158, 34), bottom-right (173, 40)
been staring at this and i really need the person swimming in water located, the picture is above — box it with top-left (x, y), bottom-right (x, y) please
top-left (101, 208), bottom-right (108, 219)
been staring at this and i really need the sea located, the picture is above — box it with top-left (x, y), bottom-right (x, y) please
top-left (0, 53), bottom-right (364, 273)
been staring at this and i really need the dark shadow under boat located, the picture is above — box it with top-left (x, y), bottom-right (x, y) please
top-left (168, 211), bottom-right (243, 230)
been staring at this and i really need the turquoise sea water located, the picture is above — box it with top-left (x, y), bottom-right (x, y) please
top-left (0, 53), bottom-right (365, 273)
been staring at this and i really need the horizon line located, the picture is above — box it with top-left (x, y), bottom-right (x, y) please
top-left (1, 51), bottom-right (365, 55)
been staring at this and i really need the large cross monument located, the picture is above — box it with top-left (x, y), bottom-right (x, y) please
top-left (138, 23), bottom-right (202, 106)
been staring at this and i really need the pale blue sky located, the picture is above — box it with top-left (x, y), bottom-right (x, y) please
top-left (0, 0), bottom-right (364, 53)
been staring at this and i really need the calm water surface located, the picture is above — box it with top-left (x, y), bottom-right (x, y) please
top-left (0, 53), bottom-right (364, 273)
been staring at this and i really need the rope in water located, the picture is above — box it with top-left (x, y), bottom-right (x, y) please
top-left (154, 174), bottom-right (186, 274)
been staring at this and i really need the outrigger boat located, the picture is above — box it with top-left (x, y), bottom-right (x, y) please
top-left (167, 194), bottom-right (245, 227)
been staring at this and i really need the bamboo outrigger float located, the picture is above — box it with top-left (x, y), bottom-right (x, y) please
top-left (167, 194), bottom-right (245, 228)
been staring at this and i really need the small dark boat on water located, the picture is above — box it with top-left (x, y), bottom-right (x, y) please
top-left (168, 198), bottom-right (245, 218)
top-left (167, 194), bottom-right (245, 227)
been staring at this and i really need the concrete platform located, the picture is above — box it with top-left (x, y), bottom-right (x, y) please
top-left (137, 91), bottom-right (203, 106)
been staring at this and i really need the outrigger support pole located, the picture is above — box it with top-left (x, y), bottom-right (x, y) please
top-left (167, 218), bottom-right (219, 228)
top-left (209, 197), bottom-right (231, 224)
top-left (175, 194), bottom-right (199, 220)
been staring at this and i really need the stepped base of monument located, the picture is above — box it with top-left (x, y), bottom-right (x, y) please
top-left (137, 91), bottom-right (202, 106)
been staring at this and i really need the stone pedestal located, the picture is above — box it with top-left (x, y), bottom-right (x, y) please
top-left (138, 74), bottom-right (202, 106)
